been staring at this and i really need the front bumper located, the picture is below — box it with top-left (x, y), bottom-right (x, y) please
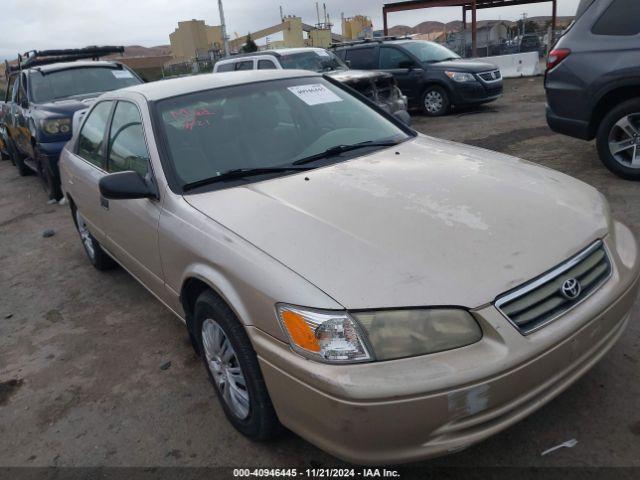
top-left (249, 226), bottom-right (639, 465)
top-left (452, 80), bottom-right (503, 106)
top-left (36, 140), bottom-right (68, 177)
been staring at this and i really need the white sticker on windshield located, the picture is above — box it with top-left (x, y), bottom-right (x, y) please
top-left (315, 50), bottom-right (330, 57)
top-left (287, 84), bottom-right (342, 106)
top-left (112, 70), bottom-right (134, 79)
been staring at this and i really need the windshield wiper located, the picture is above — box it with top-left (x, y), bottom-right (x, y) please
top-left (182, 167), bottom-right (313, 191)
top-left (292, 140), bottom-right (400, 166)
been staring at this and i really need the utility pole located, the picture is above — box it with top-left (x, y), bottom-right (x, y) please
top-left (521, 12), bottom-right (528, 36)
top-left (218, 0), bottom-right (230, 57)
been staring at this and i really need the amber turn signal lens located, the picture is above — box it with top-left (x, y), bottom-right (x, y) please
top-left (281, 310), bottom-right (321, 352)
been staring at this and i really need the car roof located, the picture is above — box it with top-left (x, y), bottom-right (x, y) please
top-left (219, 47), bottom-right (327, 61)
top-left (27, 60), bottom-right (123, 74)
top-left (115, 69), bottom-right (320, 101)
top-left (333, 39), bottom-right (421, 49)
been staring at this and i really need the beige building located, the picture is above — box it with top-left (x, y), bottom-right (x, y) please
top-left (342, 15), bottom-right (373, 40)
top-left (169, 19), bottom-right (223, 60)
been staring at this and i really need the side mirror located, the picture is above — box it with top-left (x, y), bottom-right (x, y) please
top-left (99, 171), bottom-right (155, 200)
top-left (345, 60), bottom-right (352, 68)
top-left (72, 108), bottom-right (88, 135)
top-left (398, 60), bottom-right (416, 70)
top-left (20, 99), bottom-right (29, 109)
top-left (393, 110), bottom-right (412, 127)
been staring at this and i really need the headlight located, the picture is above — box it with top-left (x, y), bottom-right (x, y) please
top-left (352, 309), bottom-right (482, 361)
top-left (42, 118), bottom-right (71, 135)
top-left (277, 305), bottom-right (372, 363)
top-left (444, 71), bottom-right (476, 83)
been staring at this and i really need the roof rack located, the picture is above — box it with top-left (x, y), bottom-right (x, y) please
top-left (4, 46), bottom-right (125, 78)
top-left (329, 35), bottom-right (413, 48)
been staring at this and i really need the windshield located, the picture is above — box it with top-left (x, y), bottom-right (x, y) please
top-left (30, 67), bottom-right (141, 103)
top-left (277, 50), bottom-right (347, 72)
top-left (401, 41), bottom-right (460, 63)
top-left (155, 77), bottom-right (410, 189)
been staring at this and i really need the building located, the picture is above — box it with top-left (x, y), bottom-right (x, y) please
top-left (342, 15), bottom-right (373, 40)
top-left (169, 19), bottom-right (223, 60)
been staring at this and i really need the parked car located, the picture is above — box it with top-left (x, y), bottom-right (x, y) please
top-left (331, 38), bottom-right (503, 116)
top-left (214, 48), bottom-right (410, 124)
top-left (1, 47), bottom-right (143, 199)
top-left (60, 70), bottom-right (639, 465)
top-left (518, 34), bottom-right (542, 53)
top-left (545, 0), bottom-right (640, 180)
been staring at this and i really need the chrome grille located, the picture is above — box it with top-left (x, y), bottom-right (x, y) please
top-left (478, 70), bottom-right (502, 82)
top-left (495, 240), bottom-right (612, 335)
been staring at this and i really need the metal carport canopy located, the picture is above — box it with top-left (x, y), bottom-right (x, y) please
top-left (382, 0), bottom-right (558, 57)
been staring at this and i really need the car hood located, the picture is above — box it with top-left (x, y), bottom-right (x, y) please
top-left (185, 135), bottom-right (608, 309)
top-left (428, 59), bottom-right (497, 72)
top-left (33, 95), bottom-right (99, 116)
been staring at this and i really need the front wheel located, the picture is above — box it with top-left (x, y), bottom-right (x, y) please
top-left (38, 153), bottom-right (63, 201)
top-left (596, 98), bottom-right (640, 180)
top-left (9, 140), bottom-right (31, 176)
top-left (72, 207), bottom-right (116, 270)
top-left (422, 86), bottom-right (450, 116)
top-left (195, 290), bottom-right (280, 441)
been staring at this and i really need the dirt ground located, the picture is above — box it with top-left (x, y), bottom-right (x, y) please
top-left (1, 77), bottom-right (639, 469)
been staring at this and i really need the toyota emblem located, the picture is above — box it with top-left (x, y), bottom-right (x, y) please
top-left (561, 278), bottom-right (581, 300)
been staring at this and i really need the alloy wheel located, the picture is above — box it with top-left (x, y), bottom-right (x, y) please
top-left (424, 90), bottom-right (444, 114)
top-left (608, 113), bottom-right (640, 169)
top-left (75, 211), bottom-right (95, 260)
top-left (202, 319), bottom-right (250, 420)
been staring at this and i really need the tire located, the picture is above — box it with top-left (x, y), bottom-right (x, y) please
top-left (38, 152), bottom-right (63, 201)
top-left (9, 139), bottom-right (31, 176)
top-left (596, 98), bottom-right (640, 181)
top-left (194, 290), bottom-right (280, 441)
top-left (70, 205), bottom-right (116, 270)
top-left (422, 85), bottom-right (450, 116)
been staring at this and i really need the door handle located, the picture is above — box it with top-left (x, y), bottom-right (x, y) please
top-left (100, 196), bottom-right (109, 210)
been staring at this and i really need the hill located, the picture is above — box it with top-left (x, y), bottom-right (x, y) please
top-left (386, 15), bottom-right (573, 36)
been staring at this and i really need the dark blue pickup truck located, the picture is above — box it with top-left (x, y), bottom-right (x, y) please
top-left (1, 47), bottom-right (143, 200)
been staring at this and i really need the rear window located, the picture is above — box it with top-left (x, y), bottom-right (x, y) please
top-left (345, 47), bottom-right (377, 70)
top-left (29, 67), bottom-right (141, 103)
top-left (592, 0), bottom-right (640, 35)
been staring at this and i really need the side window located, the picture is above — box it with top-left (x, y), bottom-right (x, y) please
top-left (333, 49), bottom-right (347, 61)
top-left (17, 74), bottom-right (28, 103)
top-left (345, 47), bottom-right (377, 70)
top-left (6, 76), bottom-right (16, 102)
top-left (77, 101), bottom-right (113, 168)
top-left (107, 102), bottom-right (150, 177)
top-left (592, 0), bottom-right (640, 35)
top-left (236, 61), bottom-right (254, 71)
top-left (11, 75), bottom-right (20, 102)
top-left (258, 59), bottom-right (277, 70)
top-left (216, 62), bottom-right (235, 72)
top-left (380, 47), bottom-right (413, 69)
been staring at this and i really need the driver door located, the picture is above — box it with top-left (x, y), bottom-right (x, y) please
top-left (378, 46), bottom-right (422, 104)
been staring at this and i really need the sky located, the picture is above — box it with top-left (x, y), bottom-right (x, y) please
top-left (0, 0), bottom-right (582, 61)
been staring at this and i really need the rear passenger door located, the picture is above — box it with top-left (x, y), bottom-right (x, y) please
top-left (69, 100), bottom-right (114, 243)
top-left (102, 100), bottom-right (164, 292)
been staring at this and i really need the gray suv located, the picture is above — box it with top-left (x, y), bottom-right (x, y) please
top-left (545, 0), bottom-right (640, 179)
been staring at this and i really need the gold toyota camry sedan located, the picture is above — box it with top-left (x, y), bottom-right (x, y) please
top-left (59, 70), bottom-right (639, 465)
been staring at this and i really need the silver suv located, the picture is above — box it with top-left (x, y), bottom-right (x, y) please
top-left (545, 0), bottom-right (640, 179)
